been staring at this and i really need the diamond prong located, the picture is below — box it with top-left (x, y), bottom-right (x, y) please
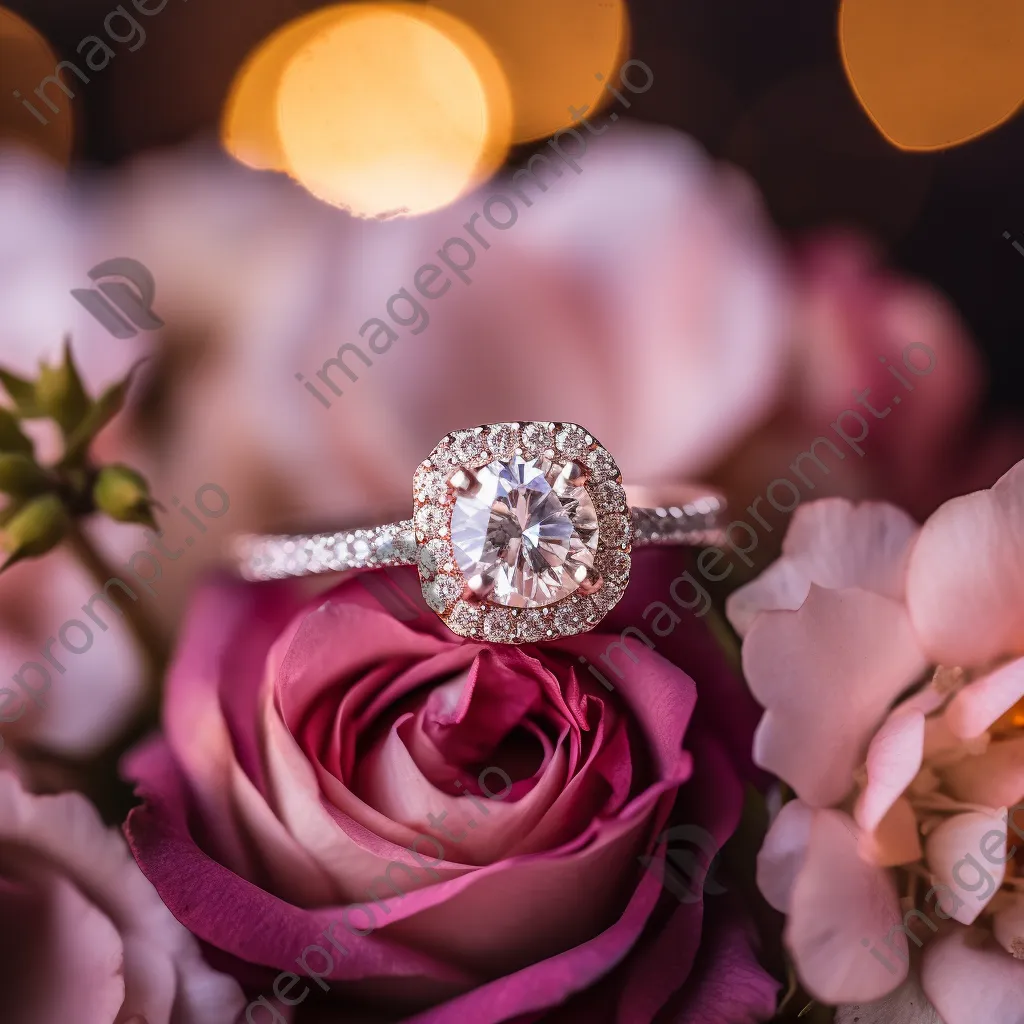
top-left (577, 569), bottom-right (604, 595)
top-left (448, 468), bottom-right (480, 496)
top-left (561, 460), bottom-right (589, 488)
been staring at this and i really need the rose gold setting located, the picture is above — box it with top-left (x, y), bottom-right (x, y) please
top-left (232, 425), bottom-right (727, 645)
top-left (413, 422), bottom-right (631, 643)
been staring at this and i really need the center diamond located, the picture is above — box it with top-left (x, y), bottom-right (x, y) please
top-left (450, 456), bottom-right (599, 608)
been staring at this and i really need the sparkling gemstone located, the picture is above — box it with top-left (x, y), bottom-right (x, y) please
top-left (586, 447), bottom-right (619, 482)
top-left (394, 526), bottom-right (418, 562)
top-left (415, 469), bottom-right (448, 503)
top-left (596, 547), bottom-right (630, 584)
top-left (555, 424), bottom-right (591, 458)
top-left (487, 423), bottom-right (520, 460)
top-left (415, 504), bottom-right (447, 537)
top-left (600, 513), bottom-right (631, 547)
top-left (520, 422), bottom-right (554, 456)
top-left (417, 538), bottom-right (450, 579)
top-left (447, 600), bottom-right (482, 636)
top-left (553, 601), bottom-right (583, 632)
top-left (424, 574), bottom-right (462, 613)
top-left (515, 613), bottom-right (547, 643)
top-left (450, 429), bottom-right (484, 462)
top-left (483, 607), bottom-right (516, 641)
top-left (594, 480), bottom-right (626, 513)
top-left (451, 455), bottom-right (599, 608)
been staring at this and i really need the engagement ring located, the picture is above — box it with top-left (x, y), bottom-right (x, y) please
top-left (232, 422), bottom-right (725, 643)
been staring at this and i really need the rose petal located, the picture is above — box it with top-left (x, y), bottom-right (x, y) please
top-left (923, 811), bottom-right (1008, 924)
top-left (907, 458), bottom-right (1024, 665)
top-left (743, 585), bottom-right (927, 806)
top-left (657, 909), bottom-right (780, 1024)
top-left (786, 809), bottom-right (908, 1003)
top-left (920, 928), bottom-right (1024, 1024)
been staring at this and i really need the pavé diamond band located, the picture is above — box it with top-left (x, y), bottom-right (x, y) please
top-left (232, 422), bottom-right (726, 643)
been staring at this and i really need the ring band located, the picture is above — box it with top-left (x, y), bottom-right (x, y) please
top-left (231, 422), bottom-right (725, 643)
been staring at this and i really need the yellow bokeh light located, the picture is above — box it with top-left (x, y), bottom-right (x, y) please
top-left (0, 7), bottom-right (72, 166)
top-left (275, 3), bottom-right (512, 219)
top-left (429, 0), bottom-right (630, 143)
top-left (840, 0), bottom-right (1024, 151)
top-left (222, 5), bottom-right (354, 172)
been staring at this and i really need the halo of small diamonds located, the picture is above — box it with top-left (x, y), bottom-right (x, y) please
top-left (413, 422), bottom-right (630, 643)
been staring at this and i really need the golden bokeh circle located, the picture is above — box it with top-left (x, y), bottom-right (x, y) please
top-left (276, 4), bottom-right (512, 217)
top-left (429, 0), bottom-right (630, 143)
top-left (839, 0), bottom-right (1024, 150)
top-left (0, 7), bottom-right (73, 166)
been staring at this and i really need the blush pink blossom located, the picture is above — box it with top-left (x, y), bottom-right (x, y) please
top-left (726, 460), bottom-right (1024, 1022)
top-left (124, 552), bottom-right (778, 1023)
top-left (0, 767), bottom-right (244, 1024)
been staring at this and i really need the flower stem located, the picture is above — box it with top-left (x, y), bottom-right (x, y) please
top-left (63, 520), bottom-right (170, 674)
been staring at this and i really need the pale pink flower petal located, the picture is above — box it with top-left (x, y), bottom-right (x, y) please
top-left (756, 799), bottom-right (814, 912)
top-left (992, 892), bottom-right (1024, 959)
top-left (945, 656), bottom-right (1024, 739)
top-left (906, 458), bottom-right (1024, 665)
top-left (939, 738), bottom-right (1024, 808)
top-left (0, 770), bottom-right (245, 1023)
top-left (858, 797), bottom-right (922, 868)
top-left (922, 715), bottom-right (963, 761)
top-left (920, 928), bottom-right (1024, 1024)
top-left (726, 499), bottom-right (919, 636)
top-left (923, 811), bottom-right (1008, 924)
top-left (855, 710), bottom-right (926, 834)
top-left (26, 873), bottom-right (127, 1024)
top-left (743, 585), bottom-right (927, 806)
top-left (786, 809), bottom-right (908, 1003)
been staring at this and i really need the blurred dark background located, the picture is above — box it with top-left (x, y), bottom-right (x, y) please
top-left (8, 0), bottom-right (1024, 412)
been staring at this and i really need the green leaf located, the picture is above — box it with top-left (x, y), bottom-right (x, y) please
top-left (60, 361), bottom-right (143, 468)
top-left (0, 407), bottom-right (33, 455)
top-left (0, 454), bottom-right (51, 498)
top-left (36, 339), bottom-right (91, 435)
top-left (0, 368), bottom-right (42, 417)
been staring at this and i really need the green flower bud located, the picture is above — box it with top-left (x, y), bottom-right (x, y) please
top-left (0, 494), bottom-right (69, 564)
top-left (0, 454), bottom-right (51, 498)
top-left (93, 464), bottom-right (157, 528)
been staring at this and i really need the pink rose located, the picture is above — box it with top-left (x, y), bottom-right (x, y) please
top-left (0, 767), bottom-right (244, 1023)
top-left (124, 552), bottom-right (778, 1022)
top-left (714, 235), bottom-right (1023, 540)
top-left (726, 459), bottom-right (1024, 1022)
